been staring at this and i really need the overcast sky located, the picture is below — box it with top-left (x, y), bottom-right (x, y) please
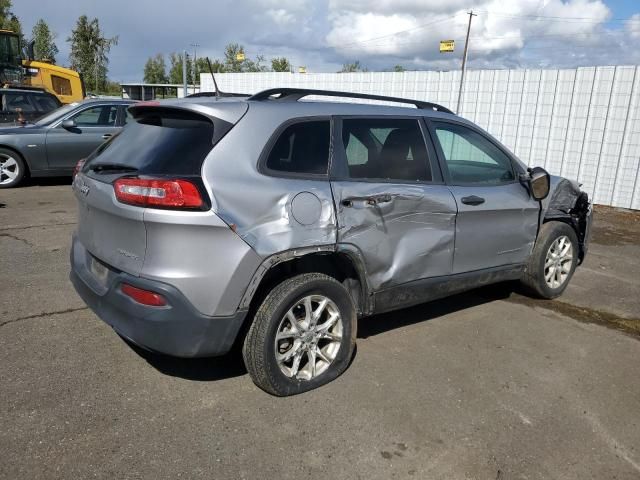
top-left (12, 0), bottom-right (640, 82)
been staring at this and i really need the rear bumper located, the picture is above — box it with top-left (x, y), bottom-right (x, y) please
top-left (70, 237), bottom-right (247, 358)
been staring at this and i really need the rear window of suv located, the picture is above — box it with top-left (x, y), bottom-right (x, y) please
top-left (84, 108), bottom-right (215, 176)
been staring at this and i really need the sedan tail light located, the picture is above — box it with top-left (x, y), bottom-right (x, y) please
top-left (72, 159), bottom-right (85, 179)
top-left (113, 177), bottom-right (203, 209)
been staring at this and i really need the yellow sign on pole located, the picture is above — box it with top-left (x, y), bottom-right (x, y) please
top-left (235, 52), bottom-right (246, 61)
top-left (439, 40), bottom-right (455, 53)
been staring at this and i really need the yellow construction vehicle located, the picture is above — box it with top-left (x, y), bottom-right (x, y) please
top-left (0, 29), bottom-right (85, 104)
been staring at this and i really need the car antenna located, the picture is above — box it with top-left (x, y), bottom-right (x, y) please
top-left (206, 57), bottom-right (222, 99)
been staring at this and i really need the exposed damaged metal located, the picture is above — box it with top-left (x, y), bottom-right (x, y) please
top-left (543, 176), bottom-right (592, 263)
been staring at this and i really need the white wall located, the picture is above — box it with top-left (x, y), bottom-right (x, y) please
top-left (201, 66), bottom-right (640, 209)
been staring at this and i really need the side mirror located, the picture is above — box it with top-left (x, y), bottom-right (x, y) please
top-left (61, 119), bottom-right (77, 129)
top-left (528, 166), bottom-right (550, 201)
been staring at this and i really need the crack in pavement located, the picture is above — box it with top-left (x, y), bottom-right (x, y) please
top-left (0, 221), bottom-right (77, 232)
top-left (0, 232), bottom-right (35, 248)
top-left (0, 306), bottom-right (89, 328)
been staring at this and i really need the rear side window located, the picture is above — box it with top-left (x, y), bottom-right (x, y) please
top-left (84, 108), bottom-right (215, 175)
top-left (341, 118), bottom-right (431, 182)
top-left (265, 120), bottom-right (330, 175)
top-left (33, 95), bottom-right (59, 112)
top-left (4, 93), bottom-right (36, 113)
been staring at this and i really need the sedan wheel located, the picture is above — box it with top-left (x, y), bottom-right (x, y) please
top-left (0, 150), bottom-right (26, 188)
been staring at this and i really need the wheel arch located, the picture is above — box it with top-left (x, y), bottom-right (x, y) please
top-left (542, 190), bottom-right (590, 264)
top-left (239, 245), bottom-right (373, 319)
top-left (0, 144), bottom-right (30, 177)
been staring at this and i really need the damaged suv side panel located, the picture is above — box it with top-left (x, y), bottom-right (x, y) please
top-left (203, 104), bottom-right (337, 258)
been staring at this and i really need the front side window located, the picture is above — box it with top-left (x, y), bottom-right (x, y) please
top-left (433, 122), bottom-right (515, 185)
top-left (71, 105), bottom-right (118, 127)
top-left (265, 120), bottom-right (330, 175)
top-left (341, 118), bottom-right (431, 182)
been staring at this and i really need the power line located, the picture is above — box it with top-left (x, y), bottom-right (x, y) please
top-left (337, 15), bottom-right (459, 49)
top-left (473, 10), bottom-right (631, 23)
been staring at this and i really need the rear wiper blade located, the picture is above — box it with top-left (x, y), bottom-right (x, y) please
top-left (89, 163), bottom-right (138, 173)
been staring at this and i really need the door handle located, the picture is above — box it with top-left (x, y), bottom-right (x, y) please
top-left (461, 195), bottom-right (485, 206)
top-left (102, 133), bottom-right (112, 140)
top-left (342, 194), bottom-right (394, 208)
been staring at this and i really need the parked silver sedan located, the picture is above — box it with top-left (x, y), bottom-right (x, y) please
top-left (0, 99), bottom-right (135, 188)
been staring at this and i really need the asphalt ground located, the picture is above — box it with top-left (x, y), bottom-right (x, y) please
top-left (1, 179), bottom-right (639, 480)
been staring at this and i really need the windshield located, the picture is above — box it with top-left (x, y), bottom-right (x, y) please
top-left (34, 103), bottom-right (79, 126)
top-left (0, 33), bottom-right (20, 65)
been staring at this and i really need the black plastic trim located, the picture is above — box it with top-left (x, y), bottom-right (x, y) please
top-left (248, 88), bottom-right (454, 114)
top-left (374, 264), bottom-right (524, 314)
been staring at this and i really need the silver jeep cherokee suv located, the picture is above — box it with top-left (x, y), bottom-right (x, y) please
top-left (70, 88), bottom-right (592, 396)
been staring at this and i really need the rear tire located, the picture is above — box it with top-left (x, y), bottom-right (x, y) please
top-left (0, 148), bottom-right (26, 189)
top-left (242, 273), bottom-right (356, 396)
top-left (521, 221), bottom-right (579, 299)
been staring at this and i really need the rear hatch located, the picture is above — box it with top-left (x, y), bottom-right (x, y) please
top-left (73, 101), bottom-right (248, 276)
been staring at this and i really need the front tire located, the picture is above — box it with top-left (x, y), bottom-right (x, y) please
top-left (521, 221), bottom-right (579, 299)
top-left (0, 148), bottom-right (26, 189)
top-left (243, 273), bottom-right (356, 396)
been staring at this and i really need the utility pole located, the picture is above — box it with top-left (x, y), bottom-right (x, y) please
top-left (182, 50), bottom-right (188, 98)
top-left (456, 10), bottom-right (476, 114)
top-left (190, 43), bottom-right (200, 92)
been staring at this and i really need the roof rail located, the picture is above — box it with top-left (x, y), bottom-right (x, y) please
top-left (247, 88), bottom-right (454, 114)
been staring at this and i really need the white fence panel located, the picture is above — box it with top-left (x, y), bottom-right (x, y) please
top-left (201, 65), bottom-right (640, 209)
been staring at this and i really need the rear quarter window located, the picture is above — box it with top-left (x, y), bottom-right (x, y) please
top-left (264, 120), bottom-right (331, 176)
top-left (84, 108), bottom-right (216, 176)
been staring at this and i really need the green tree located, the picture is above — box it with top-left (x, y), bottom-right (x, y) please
top-left (223, 43), bottom-right (245, 73)
top-left (339, 60), bottom-right (367, 73)
top-left (222, 43), bottom-right (267, 73)
top-left (245, 54), bottom-right (267, 73)
top-left (104, 80), bottom-right (121, 96)
top-left (168, 52), bottom-right (193, 84)
top-left (393, 64), bottom-right (406, 72)
top-left (67, 15), bottom-right (118, 92)
top-left (0, 0), bottom-right (25, 47)
top-left (271, 57), bottom-right (291, 72)
top-left (31, 19), bottom-right (58, 63)
top-left (143, 53), bottom-right (168, 83)
top-left (192, 57), bottom-right (224, 82)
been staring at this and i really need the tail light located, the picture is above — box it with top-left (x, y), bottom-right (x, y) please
top-left (121, 283), bottom-right (167, 307)
top-left (113, 177), bottom-right (203, 209)
top-left (72, 159), bottom-right (85, 179)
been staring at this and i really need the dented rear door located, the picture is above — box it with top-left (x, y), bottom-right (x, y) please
top-left (331, 116), bottom-right (457, 292)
